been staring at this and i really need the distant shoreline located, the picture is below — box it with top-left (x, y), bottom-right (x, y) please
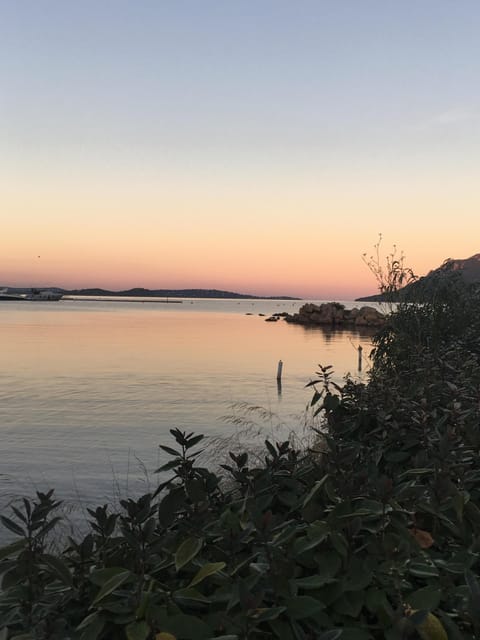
top-left (65, 296), bottom-right (184, 303)
top-left (1, 286), bottom-right (301, 300)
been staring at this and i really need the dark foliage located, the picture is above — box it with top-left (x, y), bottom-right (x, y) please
top-left (2, 278), bottom-right (480, 639)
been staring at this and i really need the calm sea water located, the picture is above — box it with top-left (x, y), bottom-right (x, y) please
top-left (0, 297), bottom-right (377, 516)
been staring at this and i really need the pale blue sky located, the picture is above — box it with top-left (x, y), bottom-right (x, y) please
top-left (3, 2), bottom-right (479, 159)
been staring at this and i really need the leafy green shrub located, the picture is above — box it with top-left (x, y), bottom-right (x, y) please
top-left (2, 274), bottom-right (480, 639)
top-left (2, 410), bottom-right (479, 639)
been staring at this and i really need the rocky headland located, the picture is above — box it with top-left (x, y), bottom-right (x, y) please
top-left (269, 302), bottom-right (385, 327)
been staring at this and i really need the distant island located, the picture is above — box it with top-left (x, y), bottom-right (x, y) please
top-left (0, 286), bottom-right (300, 300)
top-left (356, 253), bottom-right (480, 302)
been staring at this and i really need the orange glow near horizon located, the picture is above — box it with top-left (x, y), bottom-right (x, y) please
top-left (3, 168), bottom-right (480, 299)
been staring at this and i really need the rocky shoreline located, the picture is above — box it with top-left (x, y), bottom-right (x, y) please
top-left (266, 302), bottom-right (385, 327)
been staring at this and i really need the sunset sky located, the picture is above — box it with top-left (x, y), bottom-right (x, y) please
top-left (1, 1), bottom-right (480, 298)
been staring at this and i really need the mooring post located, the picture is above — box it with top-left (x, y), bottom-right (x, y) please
top-left (358, 346), bottom-right (363, 372)
top-left (276, 359), bottom-right (283, 382)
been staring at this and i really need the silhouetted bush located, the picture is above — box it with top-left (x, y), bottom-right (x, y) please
top-left (2, 278), bottom-right (480, 639)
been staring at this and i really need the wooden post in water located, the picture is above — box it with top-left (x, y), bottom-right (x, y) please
top-left (358, 346), bottom-right (363, 372)
top-left (277, 360), bottom-right (283, 381)
top-left (277, 360), bottom-right (283, 396)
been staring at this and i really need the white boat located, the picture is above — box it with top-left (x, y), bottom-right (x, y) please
top-left (24, 289), bottom-right (63, 301)
top-left (0, 288), bottom-right (63, 301)
top-left (0, 288), bottom-right (25, 301)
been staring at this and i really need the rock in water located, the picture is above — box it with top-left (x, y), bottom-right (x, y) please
top-left (283, 302), bottom-right (385, 327)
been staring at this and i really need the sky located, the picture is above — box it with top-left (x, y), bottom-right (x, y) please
top-left (1, 1), bottom-right (480, 298)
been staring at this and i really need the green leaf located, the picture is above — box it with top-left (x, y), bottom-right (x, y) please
top-left (265, 440), bottom-right (277, 458)
top-left (159, 445), bottom-right (182, 457)
top-left (40, 553), bottom-right (73, 586)
top-left (186, 479), bottom-right (207, 503)
top-left (0, 516), bottom-right (25, 537)
top-left (408, 585), bottom-right (442, 611)
top-left (307, 520), bottom-right (329, 536)
top-left (437, 610), bottom-right (467, 640)
top-left (77, 613), bottom-right (105, 640)
top-left (315, 551), bottom-right (342, 580)
top-left (278, 491), bottom-right (298, 508)
top-left (398, 468), bottom-right (432, 479)
top-left (158, 488), bottom-right (186, 526)
top-left (293, 535), bottom-right (326, 556)
top-left (287, 596), bottom-right (325, 620)
top-left (353, 499), bottom-right (385, 516)
top-left (158, 614), bottom-right (211, 639)
top-left (334, 591), bottom-right (364, 618)
top-left (408, 561), bottom-right (439, 578)
top-left (189, 562), bottom-right (226, 587)
top-left (330, 532), bottom-right (348, 558)
top-left (0, 539), bottom-right (26, 561)
top-left (409, 610), bottom-right (428, 626)
top-left (365, 588), bottom-right (391, 614)
top-left (343, 558), bottom-right (373, 591)
top-left (36, 516), bottom-right (61, 538)
top-left (126, 621), bottom-right (150, 640)
top-left (173, 587), bottom-right (211, 604)
top-left (340, 628), bottom-right (371, 640)
top-left (438, 560), bottom-right (468, 575)
top-left (385, 451), bottom-right (411, 463)
top-left (271, 523), bottom-right (298, 546)
top-left (466, 569), bottom-right (480, 603)
top-left (76, 612), bottom-right (102, 631)
top-left (295, 574), bottom-right (337, 589)
top-left (155, 459), bottom-right (180, 473)
top-left (186, 434), bottom-right (204, 449)
top-left (175, 537), bottom-right (203, 571)
top-left (10, 507), bottom-right (27, 524)
top-left (302, 475), bottom-right (329, 509)
top-left (91, 570), bottom-right (132, 605)
top-left (269, 619), bottom-right (296, 640)
top-left (465, 501), bottom-right (480, 525)
top-left (249, 607), bottom-right (286, 622)
top-left (466, 569), bottom-right (480, 626)
top-left (89, 566), bottom-right (132, 586)
top-left (324, 393), bottom-right (340, 411)
top-left (317, 632), bottom-right (342, 640)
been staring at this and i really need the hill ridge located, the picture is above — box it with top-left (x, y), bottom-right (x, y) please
top-left (0, 286), bottom-right (300, 300)
top-left (356, 253), bottom-right (480, 302)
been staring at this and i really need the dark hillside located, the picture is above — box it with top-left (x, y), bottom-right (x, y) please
top-left (357, 253), bottom-right (480, 301)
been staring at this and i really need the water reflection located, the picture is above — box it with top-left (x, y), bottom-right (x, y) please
top-left (294, 323), bottom-right (379, 340)
top-left (0, 300), bottom-right (375, 508)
